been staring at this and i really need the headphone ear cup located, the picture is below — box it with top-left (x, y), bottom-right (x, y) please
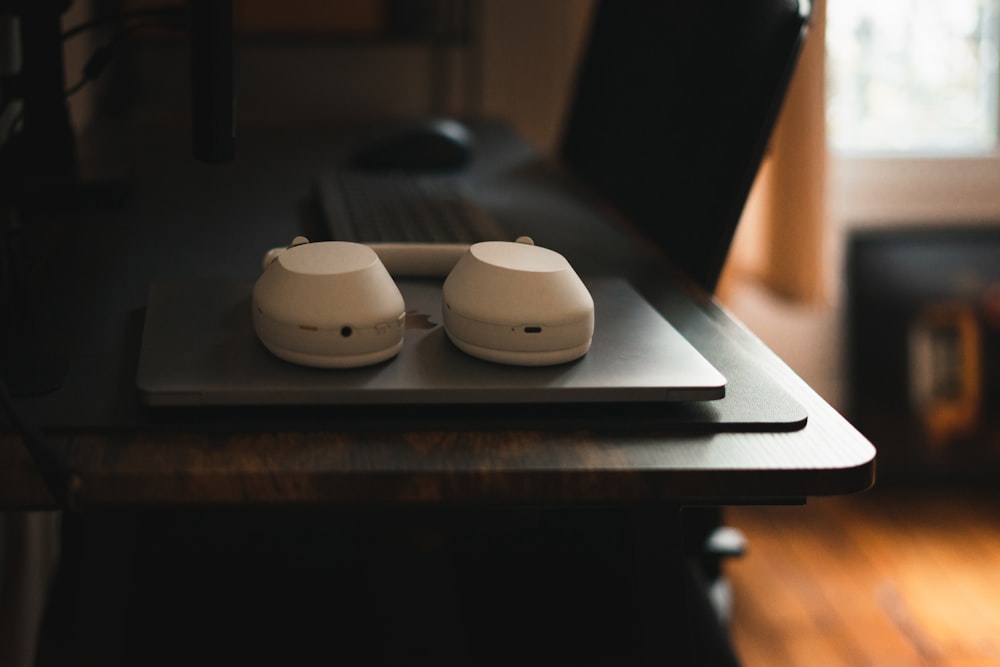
top-left (442, 241), bottom-right (594, 366)
top-left (252, 241), bottom-right (406, 368)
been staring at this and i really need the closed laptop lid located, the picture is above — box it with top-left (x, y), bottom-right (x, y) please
top-left (136, 278), bottom-right (727, 407)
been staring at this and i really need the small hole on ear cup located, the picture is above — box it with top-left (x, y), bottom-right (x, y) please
top-left (340, 326), bottom-right (353, 337)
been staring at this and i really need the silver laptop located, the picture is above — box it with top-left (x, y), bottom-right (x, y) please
top-left (136, 277), bottom-right (726, 406)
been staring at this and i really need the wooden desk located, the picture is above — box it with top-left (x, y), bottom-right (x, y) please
top-left (1, 122), bottom-right (874, 665)
top-left (0, 121), bottom-right (874, 509)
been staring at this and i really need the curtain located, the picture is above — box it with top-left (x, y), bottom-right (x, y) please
top-left (719, 0), bottom-right (828, 304)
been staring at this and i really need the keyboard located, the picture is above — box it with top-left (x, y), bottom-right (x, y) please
top-left (315, 171), bottom-right (507, 244)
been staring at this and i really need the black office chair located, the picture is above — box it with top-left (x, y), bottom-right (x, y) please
top-left (558, 0), bottom-right (811, 662)
top-left (559, 0), bottom-right (810, 294)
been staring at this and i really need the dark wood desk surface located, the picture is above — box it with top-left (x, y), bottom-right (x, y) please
top-left (0, 121), bottom-right (875, 510)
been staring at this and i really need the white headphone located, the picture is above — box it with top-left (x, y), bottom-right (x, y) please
top-left (252, 236), bottom-right (595, 369)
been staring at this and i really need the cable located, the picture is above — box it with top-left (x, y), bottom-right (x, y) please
top-left (63, 14), bottom-right (189, 100)
top-left (61, 5), bottom-right (190, 42)
top-left (1, 5), bottom-right (190, 143)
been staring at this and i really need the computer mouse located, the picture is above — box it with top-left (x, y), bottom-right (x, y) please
top-left (350, 118), bottom-right (474, 171)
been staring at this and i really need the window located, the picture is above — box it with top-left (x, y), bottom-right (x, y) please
top-left (826, 0), bottom-right (1000, 230)
top-left (827, 0), bottom-right (1000, 155)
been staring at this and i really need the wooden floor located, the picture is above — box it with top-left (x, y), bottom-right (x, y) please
top-left (724, 486), bottom-right (1000, 667)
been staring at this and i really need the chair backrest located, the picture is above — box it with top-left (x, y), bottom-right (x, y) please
top-left (559, 0), bottom-right (810, 292)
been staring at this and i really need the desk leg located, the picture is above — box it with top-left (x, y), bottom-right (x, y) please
top-left (630, 506), bottom-right (742, 667)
